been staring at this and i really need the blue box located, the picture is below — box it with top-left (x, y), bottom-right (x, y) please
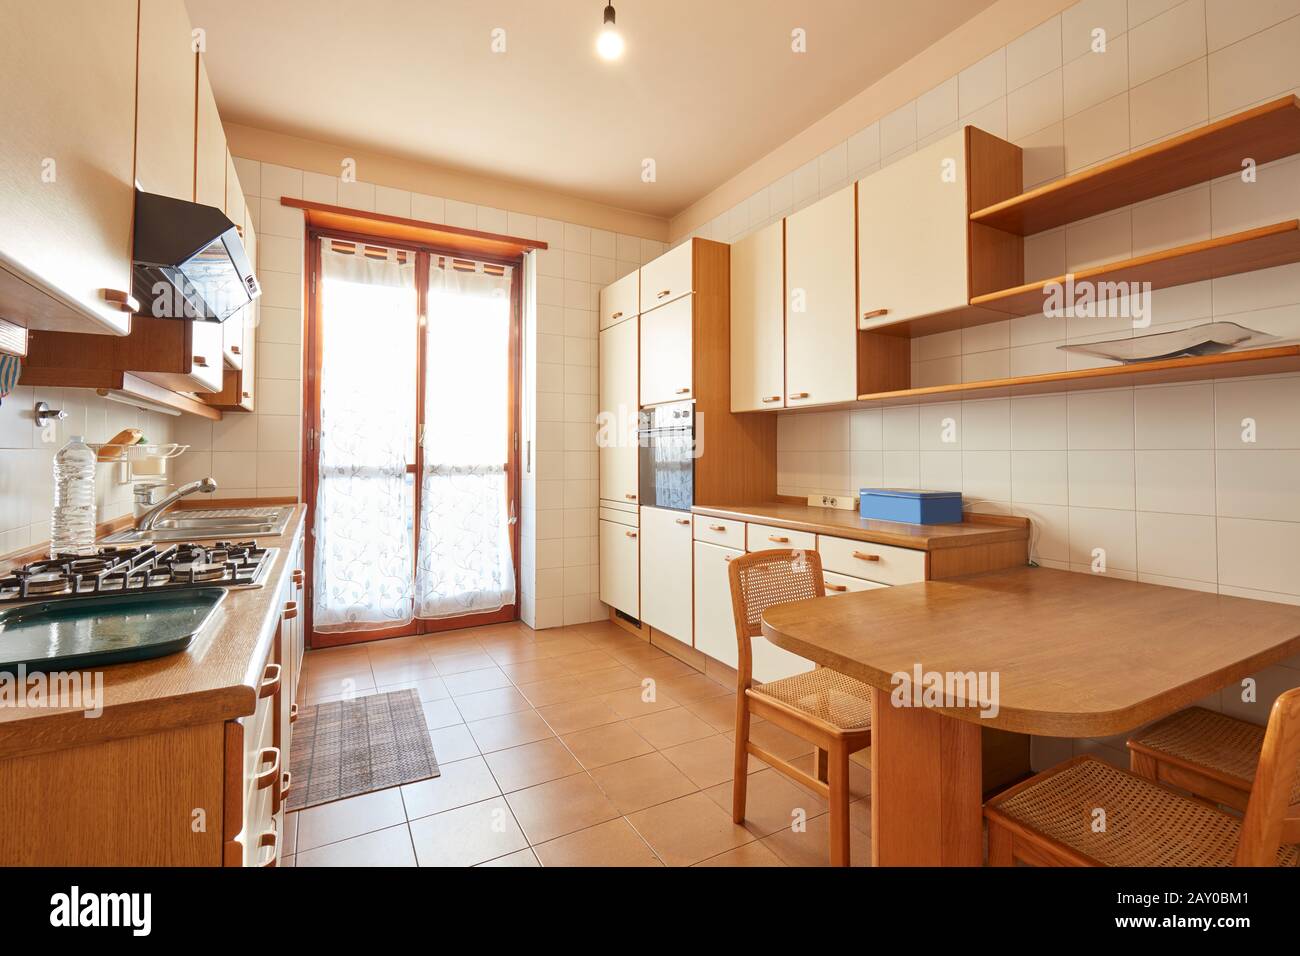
top-left (860, 488), bottom-right (963, 525)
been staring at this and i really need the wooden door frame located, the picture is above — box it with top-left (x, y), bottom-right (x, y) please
top-left (301, 228), bottom-right (524, 649)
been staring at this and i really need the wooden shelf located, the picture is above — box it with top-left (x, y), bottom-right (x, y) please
top-left (856, 345), bottom-right (1300, 405)
top-left (18, 367), bottom-right (222, 420)
top-left (970, 95), bottom-right (1300, 235)
top-left (970, 220), bottom-right (1300, 316)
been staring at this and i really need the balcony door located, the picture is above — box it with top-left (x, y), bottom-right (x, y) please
top-left (304, 233), bottom-right (521, 647)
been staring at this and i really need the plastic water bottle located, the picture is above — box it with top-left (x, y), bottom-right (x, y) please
top-left (50, 436), bottom-right (97, 557)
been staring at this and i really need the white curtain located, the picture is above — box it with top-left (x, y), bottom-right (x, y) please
top-left (415, 260), bottom-right (517, 618)
top-left (313, 248), bottom-right (416, 631)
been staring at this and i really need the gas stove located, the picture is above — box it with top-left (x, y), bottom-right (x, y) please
top-left (0, 541), bottom-right (278, 605)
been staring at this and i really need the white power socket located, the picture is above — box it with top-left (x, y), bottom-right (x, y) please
top-left (807, 494), bottom-right (858, 511)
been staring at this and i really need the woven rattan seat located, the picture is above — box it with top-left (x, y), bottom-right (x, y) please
top-left (751, 668), bottom-right (873, 731)
top-left (987, 756), bottom-right (1300, 867)
top-left (1129, 707), bottom-right (1300, 804)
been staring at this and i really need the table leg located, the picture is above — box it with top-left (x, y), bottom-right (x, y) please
top-left (871, 694), bottom-right (983, 866)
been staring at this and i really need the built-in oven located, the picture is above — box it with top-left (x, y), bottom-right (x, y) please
top-left (638, 399), bottom-right (695, 511)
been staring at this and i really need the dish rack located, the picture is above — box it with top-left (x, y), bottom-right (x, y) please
top-left (87, 442), bottom-right (189, 483)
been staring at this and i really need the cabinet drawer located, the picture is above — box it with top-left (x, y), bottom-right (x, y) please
top-left (823, 570), bottom-right (889, 595)
top-left (639, 240), bottom-right (693, 313)
top-left (747, 523), bottom-right (816, 553)
top-left (817, 535), bottom-right (926, 585)
top-left (599, 505), bottom-right (638, 527)
top-left (694, 515), bottom-right (745, 549)
top-left (600, 270), bottom-right (639, 330)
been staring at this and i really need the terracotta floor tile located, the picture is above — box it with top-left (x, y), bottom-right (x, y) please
top-left (401, 757), bottom-right (501, 820)
top-left (533, 818), bottom-right (662, 867)
top-left (476, 848), bottom-right (540, 867)
top-left (466, 710), bottom-right (555, 753)
top-left (452, 686), bottom-right (532, 722)
top-left (599, 685), bottom-right (679, 719)
top-left (504, 774), bottom-right (620, 844)
top-left (483, 738), bottom-right (584, 793)
top-left (760, 811), bottom-right (872, 867)
top-left (587, 752), bottom-right (698, 814)
top-left (485, 642), bottom-right (551, 665)
top-left (424, 636), bottom-right (488, 658)
top-left (660, 734), bottom-right (761, 789)
top-left (626, 792), bottom-right (755, 867)
top-left (572, 664), bottom-right (644, 696)
top-left (426, 724), bottom-right (480, 763)
top-left (516, 675), bottom-right (592, 708)
top-left (296, 788), bottom-right (407, 851)
top-left (370, 657), bottom-right (438, 685)
top-left (530, 636), bottom-right (593, 656)
top-left (693, 841), bottom-right (786, 867)
top-left (535, 697), bottom-right (623, 735)
top-left (433, 651), bottom-right (499, 675)
top-left (628, 706), bottom-right (717, 750)
top-left (441, 666), bottom-right (513, 696)
top-left (303, 672), bottom-right (375, 700)
top-left (735, 719), bottom-right (816, 761)
top-left (606, 642), bottom-right (671, 665)
top-left (376, 676), bottom-right (450, 702)
top-left (499, 658), bottom-right (572, 685)
top-left (658, 672), bottom-right (733, 703)
top-left (295, 824), bottom-right (416, 867)
top-left (422, 698), bottom-right (464, 730)
top-left (684, 693), bottom-right (744, 732)
top-left (553, 649), bottom-right (623, 674)
top-left (409, 797), bottom-right (528, 866)
top-left (703, 767), bottom-right (829, 838)
top-left (560, 721), bottom-right (654, 769)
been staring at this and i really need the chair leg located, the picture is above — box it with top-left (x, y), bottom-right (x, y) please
top-left (827, 741), bottom-right (851, 867)
top-left (732, 694), bottom-right (751, 824)
top-left (815, 747), bottom-right (829, 784)
top-left (986, 819), bottom-right (1015, 866)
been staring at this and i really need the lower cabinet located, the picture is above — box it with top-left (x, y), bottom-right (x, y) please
top-left (693, 540), bottom-right (741, 669)
top-left (599, 513), bottom-right (640, 618)
top-left (639, 506), bottom-right (693, 645)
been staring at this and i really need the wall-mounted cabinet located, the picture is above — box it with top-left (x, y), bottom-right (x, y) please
top-left (639, 240), bottom-right (693, 313)
top-left (730, 220), bottom-right (785, 412)
top-left (135, 0), bottom-right (198, 203)
top-left (639, 294), bottom-right (693, 406)
top-left (195, 59), bottom-right (227, 211)
top-left (222, 153), bottom-right (248, 371)
top-left (0, 0), bottom-right (138, 337)
top-left (598, 314), bottom-right (638, 505)
top-left (599, 270), bottom-right (638, 331)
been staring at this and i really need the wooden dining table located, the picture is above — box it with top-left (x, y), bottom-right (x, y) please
top-left (761, 566), bottom-right (1300, 866)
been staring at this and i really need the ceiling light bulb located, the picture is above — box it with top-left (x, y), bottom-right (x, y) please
top-left (597, 4), bottom-right (623, 60)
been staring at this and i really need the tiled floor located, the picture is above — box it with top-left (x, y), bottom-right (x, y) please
top-left (285, 619), bottom-right (872, 867)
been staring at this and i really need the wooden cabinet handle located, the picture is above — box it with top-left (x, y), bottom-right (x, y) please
top-left (789, 392), bottom-right (809, 400)
top-left (761, 396), bottom-right (781, 403)
top-left (258, 663), bottom-right (281, 699)
top-left (861, 308), bottom-right (889, 320)
top-left (724, 555), bottom-right (734, 562)
top-left (768, 535), bottom-right (789, 543)
top-left (852, 551), bottom-right (881, 562)
top-left (611, 310), bottom-right (623, 320)
top-left (257, 828), bottom-right (278, 867)
top-left (231, 344), bottom-right (241, 354)
top-left (241, 391), bottom-right (251, 399)
top-left (656, 289), bottom-right (671, 298)
top-left (675, 387), bottom-right (691, 394)
top-left (826, 583), bottom-right (848, 592)
top-left (255, 747), bottom-right (281, 791)
top-left (292, 569), bottom-right (304, 587)
top-left (290, 702), bottom-right (299, 724)
top-left (280, 770), bottom-right (292, 801)
top-left (625, 530), bottom-right (637, 538)
top-left (283, 601), bottom-right (299, 621)
top-left (101, 289), bottom-right (139, 313)
top-left (192, 355), bottom-right (209, 367)
top-left (624, 493), bottom-right (637, 500)
top-left (675, 517), bottom-right (691, 525)
top-left (708, 524), bottom-right (727, 532)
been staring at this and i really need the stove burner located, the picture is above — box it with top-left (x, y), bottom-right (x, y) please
top-left (23, 572), bottom-right (71, 595)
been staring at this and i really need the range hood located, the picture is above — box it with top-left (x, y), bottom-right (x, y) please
top-left (131, 190), bottom-right (260, 323)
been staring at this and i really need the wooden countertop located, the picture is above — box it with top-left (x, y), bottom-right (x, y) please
top-left (691, 502), bottom-right (1029, 550)
top-left (761, 566), bottom-right (1300, 737)
top-left (0, 505), bottom-right (306, 760)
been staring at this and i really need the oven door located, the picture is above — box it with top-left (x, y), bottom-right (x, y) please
top-left (638, 426), bottom-right (694, 511)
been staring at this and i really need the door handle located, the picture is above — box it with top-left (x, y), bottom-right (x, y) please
top-left (852, 551), bottom-right (881, 562)
top-left (657, 289), bottom-right (671, 299)
top-left (625, 530), bottom-right (637, 538)
top-left (861, 308), bottom-right (889, 321)
top-left (761, 396), bottom-right (781, 403)
top-left (826, 583), bottom-right (848, 592)
top-left (675, 518), bottom-right (690, 525)
top-left (789, 392), bottom-right (809, 400)
top-left (675, 387), bottom-right (691, 394)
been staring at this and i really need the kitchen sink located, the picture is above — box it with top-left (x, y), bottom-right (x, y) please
top-left (100, 506), bottom-right (295, 545)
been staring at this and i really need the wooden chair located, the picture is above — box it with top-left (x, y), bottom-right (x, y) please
top-left (984, 686), bottom-right (1300, 866)
top-left (728, 548), bottom-right (873, 866)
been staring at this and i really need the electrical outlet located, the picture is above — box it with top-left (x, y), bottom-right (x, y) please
top-left (807, 494), bottom-right (857, 511)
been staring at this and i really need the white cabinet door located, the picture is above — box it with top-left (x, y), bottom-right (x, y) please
top-left (599, 270), bottom-right (639, 330)
top-left (639, 295), bottom-right (693, 406)
top-left (639, 240), bottom-right (693, 313)
top-left (730, 220), bottom-right (785, 412)
top-left (135, 0), bottom-right (198, 204)
top-left (752, 637), bottom-right (815, 684)
top-left (784, 185), bottom-right (858, 407)
top-left (858, 129), bottom-right (969, 329)
top-left (195, 58), bottom-right (227, 210)
top-left (0, 0), bottom-right (138, 335)
top-left (599, 518), bottom-right (640, 618)
top-left (598, 316), bottom-right (639, 505)
top-left (639, 506), bottom-right (693, 645)
top-left (693, 541), bottom-right (741, 669)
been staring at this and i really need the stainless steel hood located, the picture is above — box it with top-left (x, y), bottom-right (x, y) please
top-left (131, 190), bottom-right (260, 323)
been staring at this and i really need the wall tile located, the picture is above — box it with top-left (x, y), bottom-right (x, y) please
top-left (1128, 0), bottom-right (1206, 86)
top-left (1007, 15), bottom-right (1063, 90)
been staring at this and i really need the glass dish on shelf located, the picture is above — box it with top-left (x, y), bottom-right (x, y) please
top-left (1057, 321), bottom-right (1279, 364)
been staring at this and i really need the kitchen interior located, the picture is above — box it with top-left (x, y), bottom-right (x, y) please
top-left (2, 0), bottom-right (1300, 883)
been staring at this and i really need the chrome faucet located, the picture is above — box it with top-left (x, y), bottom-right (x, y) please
top-left (135, 477), bottom-right (218, 532)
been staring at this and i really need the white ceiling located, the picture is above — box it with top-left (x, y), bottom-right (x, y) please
top-left (185, 0), bottom-right (997, 218)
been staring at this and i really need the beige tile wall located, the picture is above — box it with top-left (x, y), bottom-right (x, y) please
top-left (658, 0), bottom-right (1300, 764)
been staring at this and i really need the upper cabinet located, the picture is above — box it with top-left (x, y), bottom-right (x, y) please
top-left (599, 270), bottom-right (638, 331)
top-left (135, 0), bottom-right (198, 202)
top-left (639, 295), bottom-right (693, 406)
top-left (0, 0), bottom-right (138, 336)
top-left (639, 240), bottom-right (693, 313)
top-left (195, 59), bottom-right (227, 210)
top-left (730, 220), bottom-right (785, 412)
top-left (223, 152), bottom-right (247, 369)
top-left (784, 185), bottom-right (858, 407)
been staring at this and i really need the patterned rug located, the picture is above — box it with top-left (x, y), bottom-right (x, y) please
top-left (287, 688), bottom-right (439, 811)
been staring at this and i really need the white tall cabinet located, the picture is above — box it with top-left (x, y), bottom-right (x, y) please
top-left (639, 506), bottom-right (693, 645)
top-left (598, 316), bottom-right (639, 505)
top-left (784, 185), bottom-right (858, 407)
top-left (730, 220), bottom-right (786, 412)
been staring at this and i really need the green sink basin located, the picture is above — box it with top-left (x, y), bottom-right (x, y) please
top-left (0, 589), bottom-right (227, 673)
